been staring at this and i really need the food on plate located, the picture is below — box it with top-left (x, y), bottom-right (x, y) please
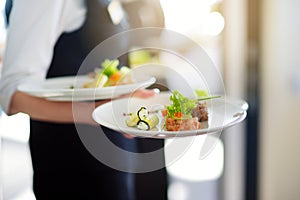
top-left (165, 116), bottom-right (200, 131)
top-left (125, 107), bottom-right (159, 130)
top-left (162, 91), bottom-right (220, 131)
top-left (193, 89), bottom-right (221, 122)
top-left (124, 90), bottom-right (220, 132)
top-left (194, 89), bottom-right (209, 97)
top-left (162, 91), bottom-right (201, 131)
top-left (192, 102), bottom-right (209, 122)
top-left (83, 59), bottom-right (133, 88)
top-left (125, 113), bottom-right (139, 127)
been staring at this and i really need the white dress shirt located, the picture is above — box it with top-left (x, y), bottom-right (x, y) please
top-left (0, 0), bottom-right (86, 113)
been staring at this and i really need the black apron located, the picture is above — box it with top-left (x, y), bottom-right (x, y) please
top-left (29, 0), bottom-right (167, 199)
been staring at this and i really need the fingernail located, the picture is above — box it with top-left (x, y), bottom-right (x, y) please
top-left (153, 88), bottom-right (160, 94)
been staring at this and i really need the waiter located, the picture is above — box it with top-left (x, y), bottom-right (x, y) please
top-left (0, 0), bottom-right (167, 199)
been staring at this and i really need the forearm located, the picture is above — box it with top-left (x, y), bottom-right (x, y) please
top-left (9, 89), bottom-right (156, 126)
top-left (9, 91), bottom-right (106, 125)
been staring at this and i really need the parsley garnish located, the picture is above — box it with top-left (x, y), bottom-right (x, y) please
top-left (166, 91), bottom-right (196, 118)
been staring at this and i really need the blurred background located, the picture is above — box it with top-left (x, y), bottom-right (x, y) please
top-left (1, 0), bottom-right (300, 200)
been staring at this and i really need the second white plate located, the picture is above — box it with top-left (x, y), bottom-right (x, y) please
top-left (18, 75), bottom-right (156, 101)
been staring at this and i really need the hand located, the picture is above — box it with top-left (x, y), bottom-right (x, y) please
top-left (132, 88), bottom-right (158, 98)
top-left (119, 88), bottom-right (159, 99)
top-left (121, 132), bottom-right (135, 139)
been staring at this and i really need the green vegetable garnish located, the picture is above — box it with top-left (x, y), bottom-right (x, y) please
top-left (101, 59), bottom-right (119, 77)
top-left (194, 89), bottom-right (221, 101)
top-left (166, 91), bottom-right (197, 118)
top-left (194, 89), bottom-right (209, 98)
top-left (197, 95), bottom-right (221, 101)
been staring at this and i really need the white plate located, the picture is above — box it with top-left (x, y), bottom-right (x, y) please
top-left (92, 92), bottom-right (248, 138)
top-left (18, 75), bottom-right (156, 101)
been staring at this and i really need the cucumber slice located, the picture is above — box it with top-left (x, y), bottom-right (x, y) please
top-left (137, 120), bottom-right (150, 130)
top-left (137, 107), bottom-right (148, 120)
top-left (125, 114), bottom-right (139, 127)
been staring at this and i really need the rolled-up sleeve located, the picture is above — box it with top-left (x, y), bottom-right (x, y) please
top-left (0, 0), bottom-right (84, 114)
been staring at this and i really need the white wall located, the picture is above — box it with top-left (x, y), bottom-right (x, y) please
top-left (260, 0), bottom-right (300, 199)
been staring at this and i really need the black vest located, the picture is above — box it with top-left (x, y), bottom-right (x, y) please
top-left (47, 0), bottom-right (129, 78)
top-left (7, 0), bottom-right (167, 199)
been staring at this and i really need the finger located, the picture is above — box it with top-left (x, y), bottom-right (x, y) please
top-left (121, 133), bottom-right (135, 139)
top-left (117, 89), bottom-right (157, 99)
top-left (132, 89), bottom-right (158, 98)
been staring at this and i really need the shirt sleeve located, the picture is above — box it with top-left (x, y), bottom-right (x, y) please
top-left (0, 0), bottom-right (84, 114)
